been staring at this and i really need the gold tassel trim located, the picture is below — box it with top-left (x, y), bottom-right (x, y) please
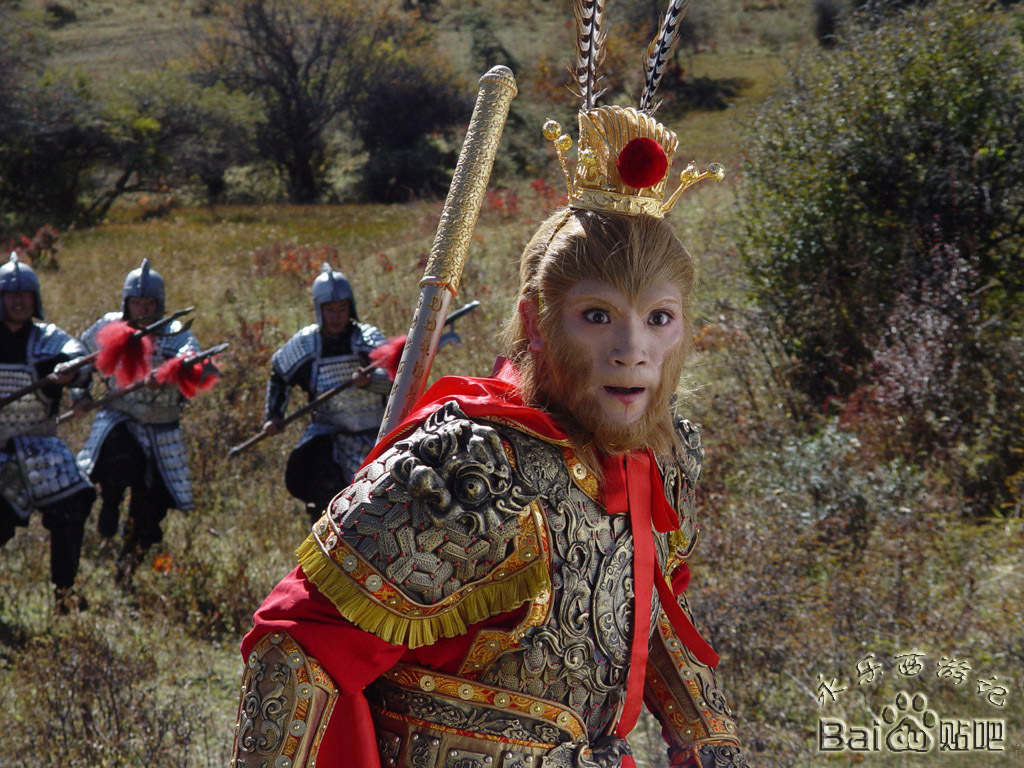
top-left (296, 535), bottom-right (549, 650)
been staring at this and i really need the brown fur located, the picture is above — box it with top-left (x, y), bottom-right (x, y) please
top-left (502, 208), bottom-right (695, 471)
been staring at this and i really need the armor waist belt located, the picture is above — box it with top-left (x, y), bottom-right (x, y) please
top-left (367, 664), bottom-right (605, 768)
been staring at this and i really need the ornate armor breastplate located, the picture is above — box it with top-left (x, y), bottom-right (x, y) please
top-left (306, 403), bottom-right (655, 752)
top-left (471, 425), bottom-right (635, 739)
top-left (238, 403), bottom-right (749, 768)
top-left (311, 353), bottom-right (384, 432)
top-left (0, 363), bottom-right (53, 441)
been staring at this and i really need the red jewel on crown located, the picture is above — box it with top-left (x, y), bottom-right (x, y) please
top-left (616, 137), bottom-right (669, 190)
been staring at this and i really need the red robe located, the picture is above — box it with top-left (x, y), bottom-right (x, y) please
top-left (242, 362), bottom-right (715, 768)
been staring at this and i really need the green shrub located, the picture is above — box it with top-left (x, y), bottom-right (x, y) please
top-left (0, 9), bottom-right (106, 234)
top-left (740, 1), bottom-right (1024, 513)
top-left (351, 49), bottom-right (471, 202)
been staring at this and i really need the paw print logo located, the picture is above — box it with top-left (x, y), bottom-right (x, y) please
top-left (882, 691), bottom-right (938, 753)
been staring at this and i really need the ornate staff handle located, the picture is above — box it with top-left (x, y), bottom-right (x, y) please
top-left (377, 65), bottom-right (518, 440)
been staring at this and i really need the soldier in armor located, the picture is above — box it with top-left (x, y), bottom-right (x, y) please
top-left (262, 263), bottom-right (391, 524)
top-left (0, 254), bottom-right (96, 612)
top-left (75, 258), bottom-right (200, 582)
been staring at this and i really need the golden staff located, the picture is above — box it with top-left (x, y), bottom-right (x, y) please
top-left (377, 65), bottom-right (518, 440)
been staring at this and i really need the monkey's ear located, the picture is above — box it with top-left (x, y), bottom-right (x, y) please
top-left (519, 298), bottom-right (544, 354)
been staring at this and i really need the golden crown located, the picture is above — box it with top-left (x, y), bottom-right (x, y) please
top-left (543, 0), bottom-right (724, 218)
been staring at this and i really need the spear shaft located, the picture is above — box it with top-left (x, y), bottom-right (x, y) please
top-left (226, 376), bottom-right (361, 459)
top-left (55, 340), bottom-right (225, 424)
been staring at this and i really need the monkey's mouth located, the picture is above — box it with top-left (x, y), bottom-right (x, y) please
top-left (604, 386), bottom-right (646, 404)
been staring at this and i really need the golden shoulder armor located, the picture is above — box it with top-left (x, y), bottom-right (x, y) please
top-left (297, 402), bottom-right (551, 649)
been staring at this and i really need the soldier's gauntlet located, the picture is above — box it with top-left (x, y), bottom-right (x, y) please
top-left (644, 597), bottom-right (751, 768)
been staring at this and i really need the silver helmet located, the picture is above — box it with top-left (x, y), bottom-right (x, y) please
top-left (312, 262), bottom-right (357, 326)
top-left (122, 258), bottom-right (165, 317)
top-left (0, 253), bottom-right (44, 321)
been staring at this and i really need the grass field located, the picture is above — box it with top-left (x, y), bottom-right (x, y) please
top-left (2, 2), bottom-right (1022, 767)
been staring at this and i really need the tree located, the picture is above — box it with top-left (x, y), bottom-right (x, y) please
top-left (93, 70), bottom-right (262, 212)
top-left (0, 9), bottom-right (254, 231)
top-left (0, 10), bottom-right (110, 234)
top-left (351, 51), bottom-right (470, 202)
top-left (741, 1), bottom-right (1024, 512)
top-left (195, 0), bottom-right (467, 203)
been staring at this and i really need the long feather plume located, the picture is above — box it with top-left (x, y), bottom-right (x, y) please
top-left (639, 0), bottom-right (692, 113)
top-left (572, 0), bottom-right (608, 111)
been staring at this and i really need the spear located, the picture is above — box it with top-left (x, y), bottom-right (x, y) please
top-left (56, 341), bottom-right (225, 424)
top-left (437, 299), bottom-right (480, 349)
top-left (226, 335), bottom-right (406, 459)
top-left (227, 378), bottom-right (357, 459)
top-left (0, 306), bottom-right (195, 411)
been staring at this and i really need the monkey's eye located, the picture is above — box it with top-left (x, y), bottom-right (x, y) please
top-left (649, 310), bottom-right (674, 327)
top-left (582, 308), bottom-right (611, 324)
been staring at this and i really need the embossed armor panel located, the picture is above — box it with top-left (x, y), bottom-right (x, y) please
top-left (233, 631), bottom-right (338, 768)
top-left (645, 609), bottom-right (744, 765)
top-left (308, 403), bottom-right (647, 743)
top-left (366, 665), bottom-right (601, 768)
top-left (0, 364), bottom-right (52, 442)
top-left (311, 354), bottom-right (385, 432)
top-left (475, 424), bottom-right (641, 739)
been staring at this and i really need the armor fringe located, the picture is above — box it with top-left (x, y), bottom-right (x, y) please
top-left (296, 535), bottom-right (549, 649)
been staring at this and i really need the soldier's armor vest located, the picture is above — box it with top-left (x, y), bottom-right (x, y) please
top-left (269, 324), bottom-right (388, 435)
top-left (81, 313), bottom-right (198, 424)
top-left (0, 364), bottom-right (53, 442)
top-left (0, 322), bottom-right (80, 442)
top-left (0, 323), bottom-right (91, 518)
top-left (311, 354), bottom-right (385, 432)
